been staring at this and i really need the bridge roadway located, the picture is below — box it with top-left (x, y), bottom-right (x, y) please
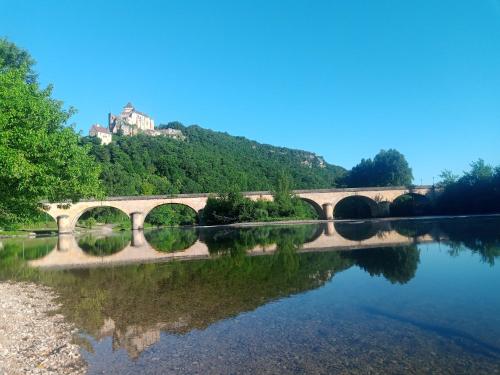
top-left (42, 186), bottom-right (436, 234)
top-left (29, 222), bottom-right (436, 269)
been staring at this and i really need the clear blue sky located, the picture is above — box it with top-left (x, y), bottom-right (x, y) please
top-left (2, 0), bottom-right (499, 183)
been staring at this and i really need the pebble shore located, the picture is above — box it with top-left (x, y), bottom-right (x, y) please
top-left (0, 282), bottom-right (86, 375)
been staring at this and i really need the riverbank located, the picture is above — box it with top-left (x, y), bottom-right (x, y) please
top-left (0, 282), bottom-right (86, 375)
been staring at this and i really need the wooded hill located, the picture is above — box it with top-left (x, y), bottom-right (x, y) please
top-left (83, 123), bottom-right (346, 196)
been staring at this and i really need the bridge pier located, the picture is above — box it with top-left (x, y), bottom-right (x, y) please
top-left (57, 233), bottom-right (79, 252)
top-left (57, 215), bottom-right (73, 234)
top-left (325, 222), bottom-right (335, 236)
top-left (131, 212), bottom-right (145, 230)
top-left (323, 203), bottom-right (334, 220)
top-left (132, 230), bottom-right (145, 246)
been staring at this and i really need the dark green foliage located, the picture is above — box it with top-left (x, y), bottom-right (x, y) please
top-left (145, 204), bottom-right (198, 226)
top-left (390, 193), bottom-right (432, 217)
top-left (435, 217), bottom-right (500, 265)
top-left (0, 39), bottom-right (102, 227)
top-left (0, 237), bottom-right (57, 263)
top-left (83, 124), bottom-right (346, 197)
top-left (200, 225), bottom-right (321, 255)
top-left (436, 160), bottom-right (500, 215)
top-left (391, 219), bottom-right (436, 238)
top-left (78, 207), bottom-right (129, 224)
top-left (343, 245), bottom-right (420, 284)
top-left (78, 233), bottom-right (131, 256)
top-left (144, 228), bottom-right (198, 252)
top-left (202, 191), bottom-right (250, 225)
top-left (201, 185), bottom-right (319, 225)
top-left (0, 38), bottom-right (37, 83)
top-left (343, 149), bottom-right (413, 187)
top-left (76, 207), bottom-right (129, 230)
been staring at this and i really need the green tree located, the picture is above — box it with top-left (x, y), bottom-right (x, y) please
top-left (346, 149), bottom-right (413, 187)
top-left (436, 159), bottom-right (500, 215)
top-left (0, 38), bottom-right (37, 83)
top-left (0, 40), bottom-right (102, 227)
top-left (438, 169), bottom-right (459, 187)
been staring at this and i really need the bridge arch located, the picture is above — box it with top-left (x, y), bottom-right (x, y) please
top-left (144, 203), bottom-right (200, 227)
top-left (73, 205), bottom-right (130, 230)
top-left (298, 198), bottom-right (325, 219)
top-left (333, 195), bottom-right (380, 219)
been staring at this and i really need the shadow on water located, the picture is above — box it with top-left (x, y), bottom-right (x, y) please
top-left (361, 305), bottom-right (500, 359)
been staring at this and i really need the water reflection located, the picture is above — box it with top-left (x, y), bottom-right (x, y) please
top-left (334, 220), bottom-right (393, 241)
top-left (26, 222), bottom-right (437, 269)
top-left (1, 217), bottom-right (500, 373)
top-left (344, 246), bottom-right (420, 284)
top-left (78, 232), bottom-right (131, 256)
top-left (3, 217), bottom-right (499, 272)
top-left (144, 227), bottom-right (198, 253)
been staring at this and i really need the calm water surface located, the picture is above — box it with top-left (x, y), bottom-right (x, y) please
top-left (1, 216), bottom-right (500, 374)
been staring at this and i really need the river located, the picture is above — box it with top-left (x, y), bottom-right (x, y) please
top-left (1, 216), bottom-right (499, 374)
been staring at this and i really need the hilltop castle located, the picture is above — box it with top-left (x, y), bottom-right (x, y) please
top-left (89, 102), bottom-right (185, 144)
top-left (109, 102), bottom-right (155, 136)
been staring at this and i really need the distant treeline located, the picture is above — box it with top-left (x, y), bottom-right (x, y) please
top-left (435, 160), bottom-right (500, 215)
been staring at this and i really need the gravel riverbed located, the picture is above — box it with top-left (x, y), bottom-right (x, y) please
top-left (0, 282), bottom-right (86, 375)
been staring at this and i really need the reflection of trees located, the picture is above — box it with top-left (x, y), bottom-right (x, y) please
top-left (0, 237), bottom-right (57, 261)
top-left (27, 250), bottom-right (352, 358)
top-left (334, 221), bottom-right (391, 241)
top-left (342, 245), bottom-right (420, 284)
top-left (144, 228), bottom-right (198, 253)
top-left (391, 220), bottom-right (436, 238)
top-left (437, 218), bottom-right (500, 265)
top-left (0, 237), bottom-right (58, 280)
top-left (78, 233), bottom-right (130, 256)
top-left (200, 225), bottom-right (320, 256)
top-left (6, 218), bottom-right (500, 360)
top-left (271, 238), bottom-right (300, 279)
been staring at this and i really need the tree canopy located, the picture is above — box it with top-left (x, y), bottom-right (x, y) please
top-left (343, 149), bottom-right (413, 187)
top-left (0, 39), bottom-right (102, 227)
top-left (0, 38), bottom-right (37, 83)
top-left (436, 159), bottom-right (500, 215)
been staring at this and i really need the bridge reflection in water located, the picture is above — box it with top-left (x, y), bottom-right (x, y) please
top-left (29, 221), bottom-right (437, 269)
top-left (25, 219), bottom-right (438, 360)
top-left (14, 217), bottom-right (500, 364)
top-left (3, 216), bottom-right (499, 369)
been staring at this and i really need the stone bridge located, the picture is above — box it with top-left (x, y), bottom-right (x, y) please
top-left (42, 186), bottom-right (436, 233)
